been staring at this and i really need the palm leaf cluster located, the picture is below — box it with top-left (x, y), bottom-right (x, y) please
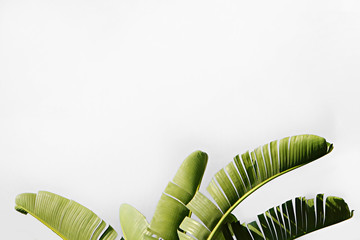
top-left (15, 134), bottom-right (354, 240)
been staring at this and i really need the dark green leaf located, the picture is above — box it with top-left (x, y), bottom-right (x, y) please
top-left (229, 194), bottom-right (353, 240)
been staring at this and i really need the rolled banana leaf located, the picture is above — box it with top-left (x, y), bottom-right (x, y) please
top-left (120, 150), bottom-right (208, 240)
top-left (147, 150), bottom-right (208, 240)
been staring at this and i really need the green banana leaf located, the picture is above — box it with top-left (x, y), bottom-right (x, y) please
top-left (15, 191), bottom-right (118, 240)
top-left (179, 134), bottom-right (333, 240)
top-left (224, 194), bottom-right (353, 239)
top-left (119, 150), bottom-right (208, 240)
top-left (120, 204), bottom-right (151, 240)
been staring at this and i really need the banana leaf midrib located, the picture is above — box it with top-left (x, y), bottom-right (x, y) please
top-left (16, 205), bottom-right (68, 240)
top-left (204, 141), bottom-right (334, 240)
top-left (207, 162), bottom-right (313, 240)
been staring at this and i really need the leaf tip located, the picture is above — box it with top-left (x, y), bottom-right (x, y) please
top-left (15, 206), bottom-right (28, 215)
top-left (15, 192), bottom-right (36, 215)
top-left (194, 150), bottom-right (208, 163)
top-left (326, 142), bottom-right (334, 154)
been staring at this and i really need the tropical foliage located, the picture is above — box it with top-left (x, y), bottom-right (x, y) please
top-left (15, 191), bottom-right (118, 240)
top-left (15, 134), bottom-right (354, 240)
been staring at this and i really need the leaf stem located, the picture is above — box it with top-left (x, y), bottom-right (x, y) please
top-left (207, 163), bottom-right (307, 240)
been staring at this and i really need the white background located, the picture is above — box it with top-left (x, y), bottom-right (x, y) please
top-left (1, 0), bottom-right (359, 239)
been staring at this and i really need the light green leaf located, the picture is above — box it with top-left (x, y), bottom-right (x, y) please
top-left (15, 191), bottom-right (117, 240)
top-left (120, 204), bottom-right (150, 240)
top-left (147, 150), bottom-right (208, 240)
top-left (228, 194), bottom-right (353, 239)
top-left (180, 216), bottom-right (211, 239)
top-left (180, 134), bottom-right (333, 240)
